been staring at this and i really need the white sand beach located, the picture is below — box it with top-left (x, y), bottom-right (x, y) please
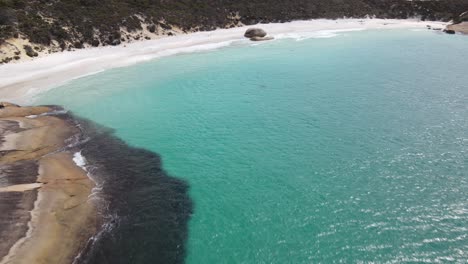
top-left (0, 19), bottom-right (447, 104)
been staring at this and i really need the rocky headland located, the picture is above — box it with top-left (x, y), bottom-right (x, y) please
top-left (0, 102), bottom-right (194, 264)
top-left (446, 22), bottom-right (468, 34)
top-left (0, 103), bottom-right (98, 264)
top-left (443, 10), bottom-right (468, 34)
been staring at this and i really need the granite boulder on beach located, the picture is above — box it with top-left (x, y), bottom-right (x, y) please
top-left (244, 28), bottom-right (274, 41)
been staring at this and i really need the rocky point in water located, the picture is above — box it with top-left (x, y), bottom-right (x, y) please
top-left (444, 10), bottom-right (468, 34)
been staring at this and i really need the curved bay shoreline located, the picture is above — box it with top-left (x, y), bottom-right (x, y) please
top-left (0, 19), bottom-right (448, 105)
top-left (0, 103), bottom-right (98, 264)
top-left (0, 19), bottom-right (464, 264)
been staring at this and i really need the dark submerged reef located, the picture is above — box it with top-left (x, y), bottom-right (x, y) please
top-left (69, 114), bottom-right (193, 264)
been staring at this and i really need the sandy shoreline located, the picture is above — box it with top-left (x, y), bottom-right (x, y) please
top-left (0, 19), bottom-right (447, 105)
top-left (0, 103), bottom-right (98, 264)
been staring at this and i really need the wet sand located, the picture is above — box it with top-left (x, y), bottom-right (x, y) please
top-left (0, 103), bottom-right (98, 264)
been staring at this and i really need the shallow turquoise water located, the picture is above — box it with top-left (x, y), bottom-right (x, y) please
top-left (37, 29), bottom-right (468, 263)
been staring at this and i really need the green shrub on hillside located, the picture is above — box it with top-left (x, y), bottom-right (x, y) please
top-left (0, 0), bottom-right (467, 47)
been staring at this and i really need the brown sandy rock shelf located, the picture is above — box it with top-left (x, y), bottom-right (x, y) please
top-left (446, 22), bottom-right (468, 34)
top-left (0, 103), bottom-right (98, 264)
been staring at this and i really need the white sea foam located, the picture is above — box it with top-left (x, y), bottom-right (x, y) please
top-left (73, 151), bottom-right (88, 172)
top-left (24, 109), bottom-right (69, 120)
top-left (72, 150), bottom-right (101, 196)
top-left (0, 19), bottom-right (447, 104)
top-left (275, 28), bottom-right (366, 41)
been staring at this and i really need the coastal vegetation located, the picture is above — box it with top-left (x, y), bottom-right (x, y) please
top-left (0, 0), bottom-right (467, 50)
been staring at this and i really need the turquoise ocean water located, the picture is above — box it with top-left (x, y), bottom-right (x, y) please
top-left (37, 29), bottom-right (468, 263)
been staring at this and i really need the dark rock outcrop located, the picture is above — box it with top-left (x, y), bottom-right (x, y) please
top-left (23, 45), bottom-right (38, 57)
top-left (147, 24), bottom-right (157, 33)
top-left (91, 39), bottom-right (100, 47)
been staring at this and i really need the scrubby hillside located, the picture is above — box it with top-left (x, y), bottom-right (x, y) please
top-left (1, 0), bottom-right (468, 63)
